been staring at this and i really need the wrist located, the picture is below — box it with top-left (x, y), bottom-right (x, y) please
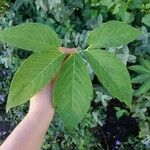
top-left (29, 97), bottom-right (55, 116)
top-left (28, 107), bottom-right (55, 119)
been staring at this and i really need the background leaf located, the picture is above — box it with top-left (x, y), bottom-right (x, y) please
top-left (0, 23), bottom-right (61, 52)
top-left (142, 14), bottom-right (150, 27)
top-left (129, 58), bottom-right (150, 96)
top-left (135, 80), bottom-right (150, 96)
top-left (132, 74), bottom-right (150, 83)
top-left (85, 49), bottom-right (133, 107)
top-left (7, 51), bottom-right (65, 110)
top-left (129, 65), bottom-right (150, 74)
top-left (53, 53), bottom-right (93, 129)
top-left (87, 20), bottom-right (142, 49)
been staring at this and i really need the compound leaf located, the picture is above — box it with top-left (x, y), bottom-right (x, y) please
top-left (7, 51), bottom-right (65, 111)
top-left (87, 20), bottom-right (142, 49)
top-left (85, 49), bottom-right (132, 107)
top-left (53, 53), bottom-right (93, 130)
top-left (0, 23), bottom-right (61, 52)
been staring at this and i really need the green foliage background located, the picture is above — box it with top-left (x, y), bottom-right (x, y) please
top-left (0, 0), bottom-right (150, 149)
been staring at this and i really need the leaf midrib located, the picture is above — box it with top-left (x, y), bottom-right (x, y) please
top-left (71, 55), bottom-right (75, 111)
top-left (64, 55), bottom-right (84, 114)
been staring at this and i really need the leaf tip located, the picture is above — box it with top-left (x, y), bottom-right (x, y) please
top-left (6, 100), bottom-right (12, 113)
top-left (65, 125), bottom-right (75, 132)
top-left (6, 107), bottom-right (10, 113)
top-left (125, 98), bottom-right (132, 110)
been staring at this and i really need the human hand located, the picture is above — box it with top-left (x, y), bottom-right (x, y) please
top-left (29, 79), bottom-right (55, 116)
top-left (1, 80), bottom-right (56, 150)
top-left (28, 48), bottom-right (76, 116)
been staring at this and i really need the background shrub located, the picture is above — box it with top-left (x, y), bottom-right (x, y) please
top-left (0, 0), bottom-right (150, 149)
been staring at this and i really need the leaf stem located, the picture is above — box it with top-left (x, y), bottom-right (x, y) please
top-left (59, 47), bottom-right (77, 54)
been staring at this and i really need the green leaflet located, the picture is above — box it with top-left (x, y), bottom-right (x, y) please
top-left (0, 23), bottom-right (61, 52)
top-left (53, 53), bottom-right (93, 130)
top-left (85, 49), bottom-right (133, 107)
top-left (6, 51), bottom-right (65, 111)
top-left (87, 20), bottom-right (142, 49)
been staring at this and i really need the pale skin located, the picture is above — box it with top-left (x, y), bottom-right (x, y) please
top-left (0, 48), bottom-right (76, 150)
top-left (0, 80), bottom-right (55, 150)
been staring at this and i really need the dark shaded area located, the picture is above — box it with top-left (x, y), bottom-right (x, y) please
top-left (13, 49), bottom-right (32, 60)
top-left (0, 102), bottom-right (6, 114)
top-left (91, 99), bottom-right (139, 150)
top-left (0, 121), bottom-right (13, 142)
